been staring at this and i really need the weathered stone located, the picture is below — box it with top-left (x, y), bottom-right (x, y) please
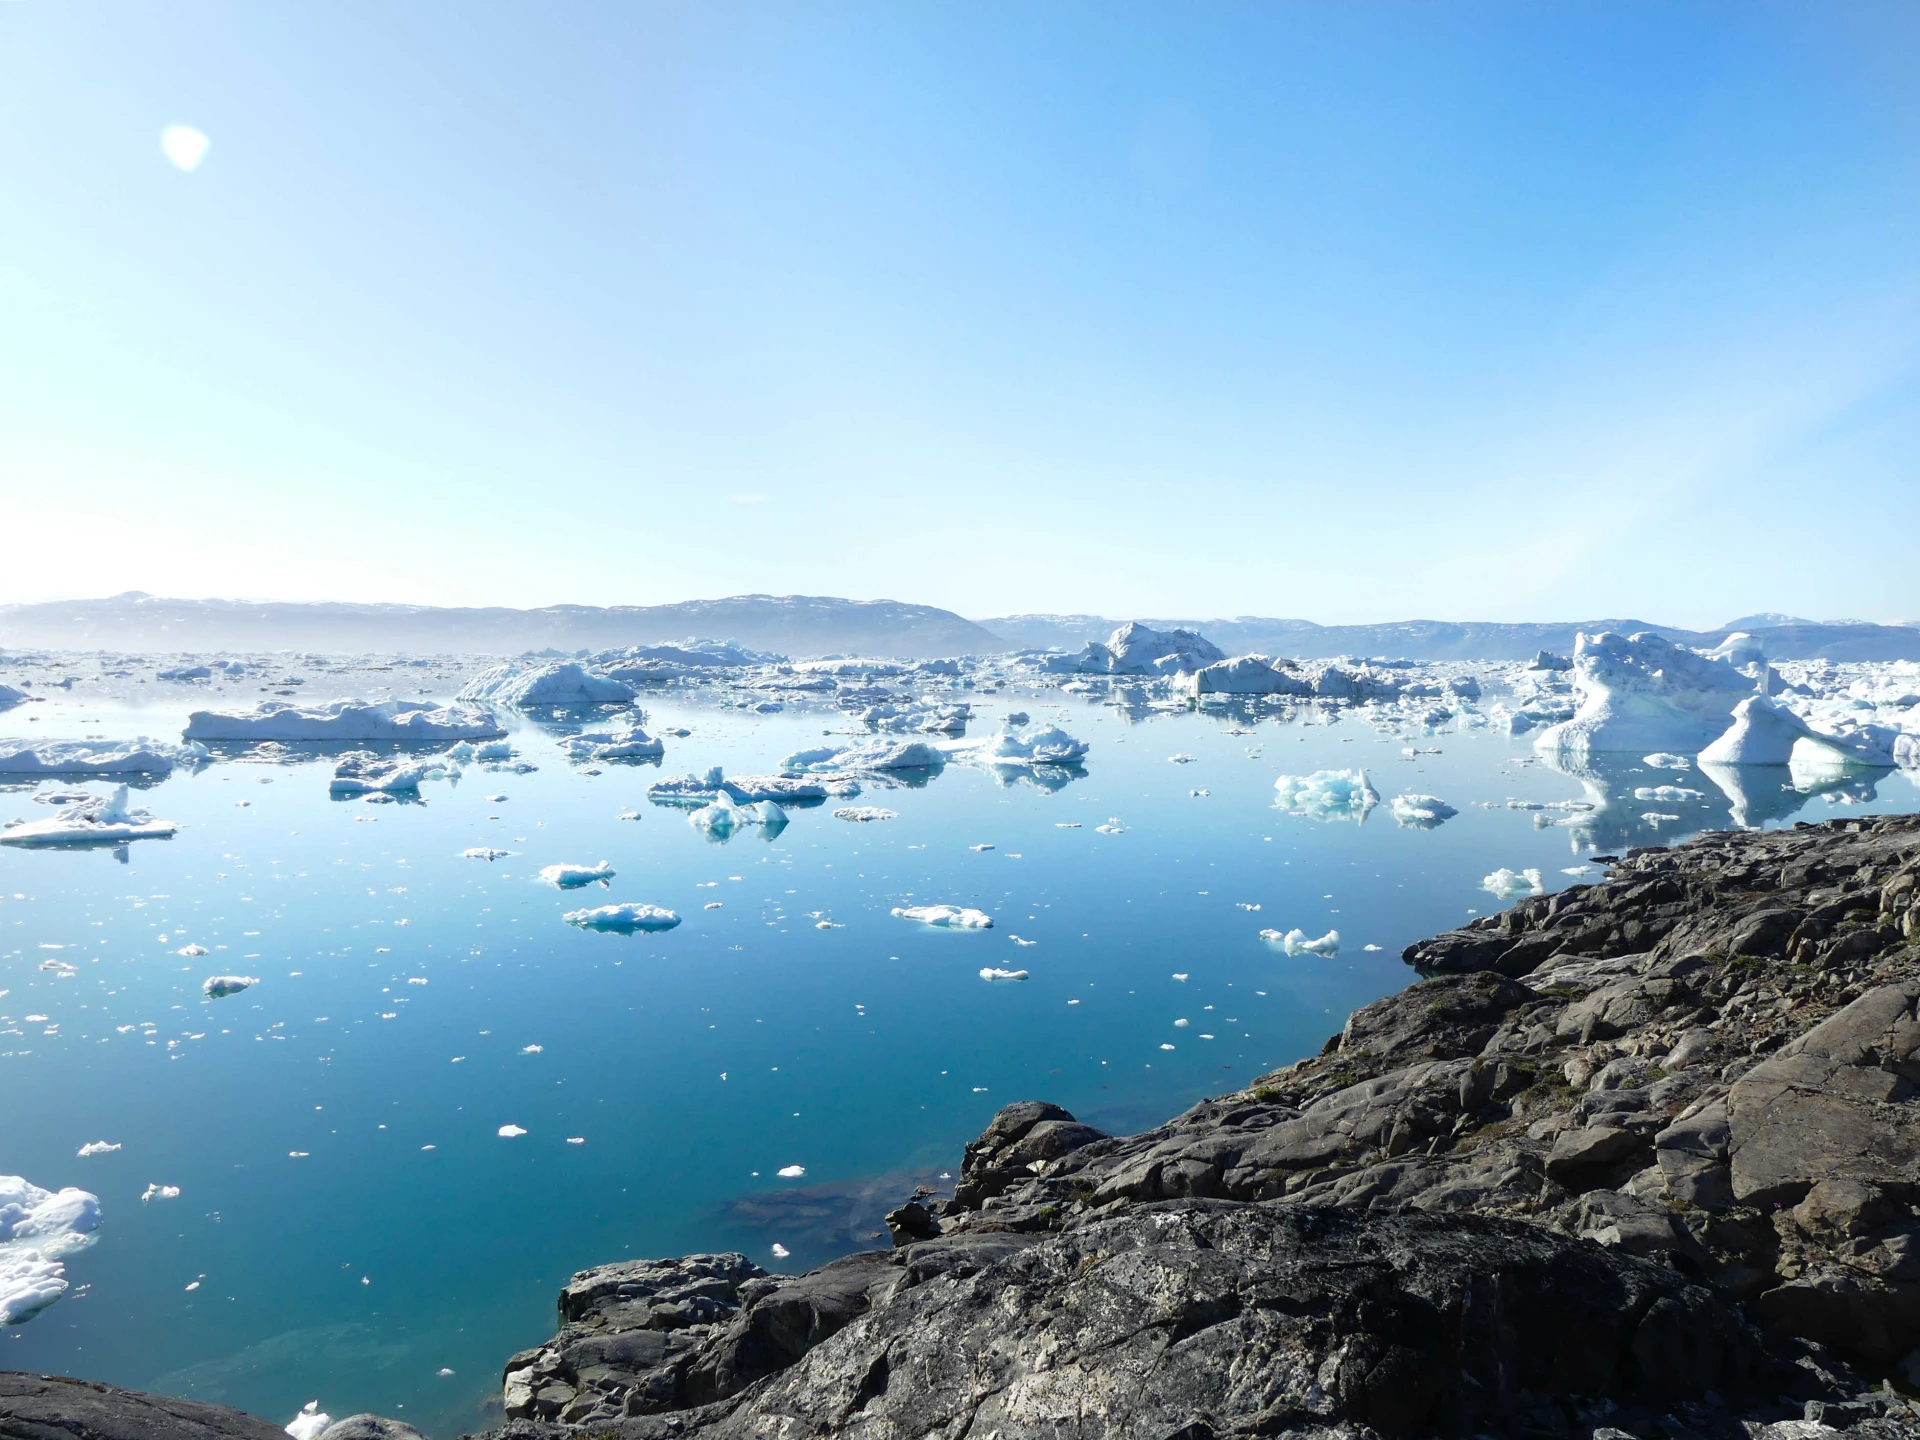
top-left (0, 1373), bottom-right (289, 1440)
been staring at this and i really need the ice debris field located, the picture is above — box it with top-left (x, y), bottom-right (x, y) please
top-left (3, 625), bottom-right (1920, 1431)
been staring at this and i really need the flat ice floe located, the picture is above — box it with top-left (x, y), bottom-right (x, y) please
top-left (184, 698), bottom-right (503, 742)
top-left (561, 725), bottom-right (665, 761)
top-left (0, 738), bottom-right (201, 776)
top-left (1, 785), bottom-right (178, 848)
top-left (1389, 793), bottom-right (1457, 828)
top-left (1272, 769), bottom-right (1380, 821)
top-left (649, 767), bottom-right (828, 804)
top-left (539, 861), bottom-right (615, 888)
top-left (0, 1174), bottom-right (102, 1324)
top-left (1260, 927), bottom-right (1341, 956)
top-left (459, 661), bottom-right (635, 708)
top-left (1482, 867), bottom-right (1545, 900)
top-left (833, 806), bottom-right (897, 822)
top-left (1533, 631), bottom-right (1757, 755)
top-left (563, 902), bottom-right (682, 932)
top-left (892, 904), bottom-right (993, 930)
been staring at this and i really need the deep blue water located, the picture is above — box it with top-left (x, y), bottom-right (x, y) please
top-left (5, 686), bottom-right (1918, 1434)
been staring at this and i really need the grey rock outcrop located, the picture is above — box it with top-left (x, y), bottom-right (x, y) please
top-left (0, 1373), bottom-right (290, 1440)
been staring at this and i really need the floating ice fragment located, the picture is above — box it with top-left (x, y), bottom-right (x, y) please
top-left (833, 807), bottom-right (897, 822)
top-left (1390, 793), bottom-right (1457, 829)
top-left (460, 662), bottom-right (634, 707)
top-left (566, 1137), bottom-right (584, 1145)
top-left (286, 1402), bottom-right (331, 1440)
top-left (1010, 935), bottom-right (1037, 947)
top-left (1642, 812), bottom-right (1681, 825)
top-left (177, 943), bottom-right (210, 956)
top-left (1094, 818), bottom-right (1126, 834)
top-left (2, 785), bottom-right (178, 847)
top-left (0, 739), bottom-right (194, 777)
top-left (1260, 928), bottom-right (1341, 957)
top-left (202, 975), bottom-right (257, 998)
top-left (979, 968), bottom-right (1029, 981)
top-left (539, 861), bottom-right (614, 888)
top-left (521, 1044), bottom-right (543, 1054)
top-left (777, 1165), bottom-right (806, 1179)
top-left (1481, 868), bottom-right (1544, 900)
top-left (498, 1125), bottom-right (527, 1138)
top-left (0, 1174), bottom-right (102, 1324)
top-left (891, 905), bottom-right (993, 930)
top-left (1272, 769), bottom-right (1379, 821)
top-left (771, 1243), bottom-right (791, 1259)
top-left (1169, 754), bottom-right (1195, 764)
top-left (462, 848), bottom-right (511, 861)
top-left (1173, 1018), bottom-right (1190, 1027)
top-left (140, 1184), bottom-right (180, 1203)
top-left (1643, 753), bottom-right (1691, 768)
top-left (160, 124), bottom-right (210, 171)
top-left (1171, 973), bottom-right (1188, 981)
top-left (188, 699), bottom-right (501, 742)
top-left (76, 1142), bottom-right (120, 1158)
top-left (563, 903), bottom-right (681, 933)
top-left (1632, 786), bottom-right (1703, 803)
top-left (1160, 1043), bottom-right (1176, 1050)
top-left (970, 843), bottom-right (995, 851)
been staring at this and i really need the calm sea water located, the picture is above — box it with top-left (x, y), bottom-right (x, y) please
top-left (6, 683), bottom-right (1919, 1434)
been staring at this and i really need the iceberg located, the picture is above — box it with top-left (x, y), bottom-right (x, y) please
top-left (203, 975), bottom-right (257, 997)
top-left (1049, 622), bottom-right (1225, 677)
top-left (1260, 927), bottom-right (1341, 956)
top-left (945, 726), bottom-right (1090, 769)
top-left (1698, 694), bottom-right (1895, 768)
top-left (561, 725), bottom-right (665, 762)
top-left (1482, 867), bottom-right (1545, 900)
top-left (1272, 769), bottom-right (1380, 821)
top-left (185, 698), bottom-right (503, 742)
top-left (892, 904), bottom-right (993, 930)
top-left (459, 662), bottom-right (634, 707)
top-left (328, 751), bottom-right (440, 795)
top-left (1186, 655), bottom-right (1311, 698)
top-left (0, 738), bottom-right (198, 776)
top-left (286, 1403), bottom-right (332, 1440)
top-left (687, 791), bottom-right (788, 836)
top-left (0, 1175), bottom-right (102, 1324)
top-left (782, 739), bottom-right (943, 773)
top-left (1533, 631), bottom-right (1756, 755)
top-left (2, 786), bottom-right (177, 848)
top-left (0, 683), bottom-right (26, 709)
top-left (1389, 793), bottom-right (1457, 828)
top-left (539, 861), bottom-right (615, 888)
top-left (563, 902), bottom-right (681, 933)
top-left (979, 967), bottom-right (1030, 981)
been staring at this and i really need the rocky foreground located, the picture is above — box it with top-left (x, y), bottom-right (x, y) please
top-left (16, 813), bottom-right (1920, 1439)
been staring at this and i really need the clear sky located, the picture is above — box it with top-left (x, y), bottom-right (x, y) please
top-left (3, 2), bottom-right (1917, 626)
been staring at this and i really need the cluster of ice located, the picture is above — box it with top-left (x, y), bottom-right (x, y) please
top-left (1533, 632), bottom-right (1758, 755)
top-left (783, 739), bottom-right (943, 773)
top-left (0, 1175), bottom-right (102, 1324)
top-left (1049, 622), bottom-right (1226, 677)
top-left (944, 725), bottom-right (1089, 770)
top-left (560, 725), bottom-right (665, 762)
top-left (1260, 927), bottom-right (1341, 956)
top-left (459, 662), bottom-right (635, 708)
top-left (689, 792), bottom-right (787, 836)
top-left (0, 738), bottom-right (203, 776)
top-left (1272, 769), bottom-right (1380, 821)
top-left (539, 861), bottom-right (615, 888)
top-left (892, 904), bottom-right (993, 929)
top-left (185, 698), bottom-right (503, 742)
top-left (1, 785), bottom-right (178, 848)
top-left (329, 751), bottom-right (448, 795)
top-left (1389, 793), bottom-right (1457, 828)
top-left (563, 902), bottom-right (681, 932)
top-left (1482, 867), bottom-right (1545, 900)
top-left (648, 767), bottom-right (829, 805)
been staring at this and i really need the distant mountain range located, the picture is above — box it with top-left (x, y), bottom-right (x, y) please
top-left (3, 593), bottom-right (1917, 662)
top-left (978, 613), bottom-right (1920, 662)
top-left (0, 593), bottom-right (999, 659)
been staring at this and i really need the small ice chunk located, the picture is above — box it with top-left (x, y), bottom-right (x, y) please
top-left (1259, 928), bottom-right (1341, 957)
top-left (1, 784), bottom-right (178, 847)
top-left (1642, 753), bottom-right (1691, 768)
top-left (1389, 793), bottom-right (1457, 829)
top-left (539, 861), bottom-right (615, 888)
top-left (1272, 769), bottom-right (1379, 821)
top-left (76, 1141), bottom-right (120, 1158)
top-left (176, 944), bottom-right (209, 957)
top-left (461, 848), bottom-right (511, 861)
top-left (1632, 785), bottom-right (1703, 803)
top-left (833, 807), bottom-right (898, 822)
top-left (1481, 868), bottom-right (1545, 900)
top-left (285, 1402), bottom-right (332, 1440)
top-left (891, 905), bottom-right (993, 930)
top-left (498, 1125), bottom-right (527, 1138)
top-left (777, 1164), bottom-right (806, 1178)
top-left (140, 1184), bottom-right (181, 1203)
top-left (979, 967), bottom-right (1029, 981)
top-left (563, 903), bottom-right (681, 933)
top-left (0, 1174), bottom-right (102, 1324)
top-left (187, 698), bottom-right (501, 743)
top-left (770, 1243), bottom-right (791, 1259)
top-left (202, 975), bottom-right (258, 998)
top-left (970, 843), bottom-right (995, 851)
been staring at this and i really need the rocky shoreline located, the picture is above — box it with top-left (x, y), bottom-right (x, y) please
top-left (15, 814), bottom-right (1920, 1439)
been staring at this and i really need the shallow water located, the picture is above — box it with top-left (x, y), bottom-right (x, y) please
top-left (5, 685), bottom-right (1918, 1433)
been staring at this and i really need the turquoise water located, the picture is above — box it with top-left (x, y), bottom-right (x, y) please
top-left (6, 687), bottom-right (1919, 1434)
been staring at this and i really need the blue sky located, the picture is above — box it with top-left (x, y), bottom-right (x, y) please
top-left (3, 2), bottom-right (1917, 625)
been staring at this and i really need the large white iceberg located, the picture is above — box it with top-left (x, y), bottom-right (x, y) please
top-left (0, 1174), bottom-right (102, 1324)
top-left (0, 738), bottom-right (199, 776)
top-left (1050, 622), bottom-right (1225, 677)
top-left (185, 699), bottom-right (503, 742)
top-left (563, 902), bottom-right (682, 932)
top-left (1, 786), bottom-right (177, 848)
top-left (1533, 632), bottom-right (1756, 755)
top-left (1186, 655), bottom-right (1311, 698)
top-left (892, 904), bottom-right (993, 930)
top-left (459, 662), bottom-right (634, 707)
top-left (1698, 695), bottom-right (1895, 768)
top-left (1272, 769), bottom-right (1380, 821)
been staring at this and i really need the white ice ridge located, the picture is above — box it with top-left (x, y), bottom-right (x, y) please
top-left (688, 791), bottom-right (788, 836)
top-left (0, 738), bottom-right (204, 777)
top-left (539, 861), bottom-right (615, 888)
top-left (1533, 631), bottom-right (1757, 755)
top-left (1482, 867), bottom-right (1545, 900)
top-left (0, 1174), bottom-right (102, 1325)
top-left (1698, 694), bottom-right (1896, 768)
top-left (328, 751), bottom-right (448, 795)
top-left (1272, 769), bottom-right (1380, 821)
top-left (892, 905), bottom-right (994, 930)
top-left (782, 739), bottom-right (944, 773)
top-left (1260, 928), bottom-right (1341, 957)
top-left (979, 967), bottom-right (1030, 981)
top-left (1, 785), bottom-right (178, 848)
top-left (942, 726), bottom-right (1090, 769)
top-left (184, 698), bottom-right (504, 742)
top-left (0, 683), bottom-right (26, 709)
top-left (833, 807), bottom-right (898, 822)
top-left (203, 975), bottom-right (258, 997)
top-left (1389, 793), bottom-right (1457, 829)
top-left (563, 902), bottom-right (682, 932)
top-left (459, 662), bottom-right (635, 708)
top-left (561, 725), bottom-right (665, 761)
top-left (286, 1402), bottom-right (332, 1440)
